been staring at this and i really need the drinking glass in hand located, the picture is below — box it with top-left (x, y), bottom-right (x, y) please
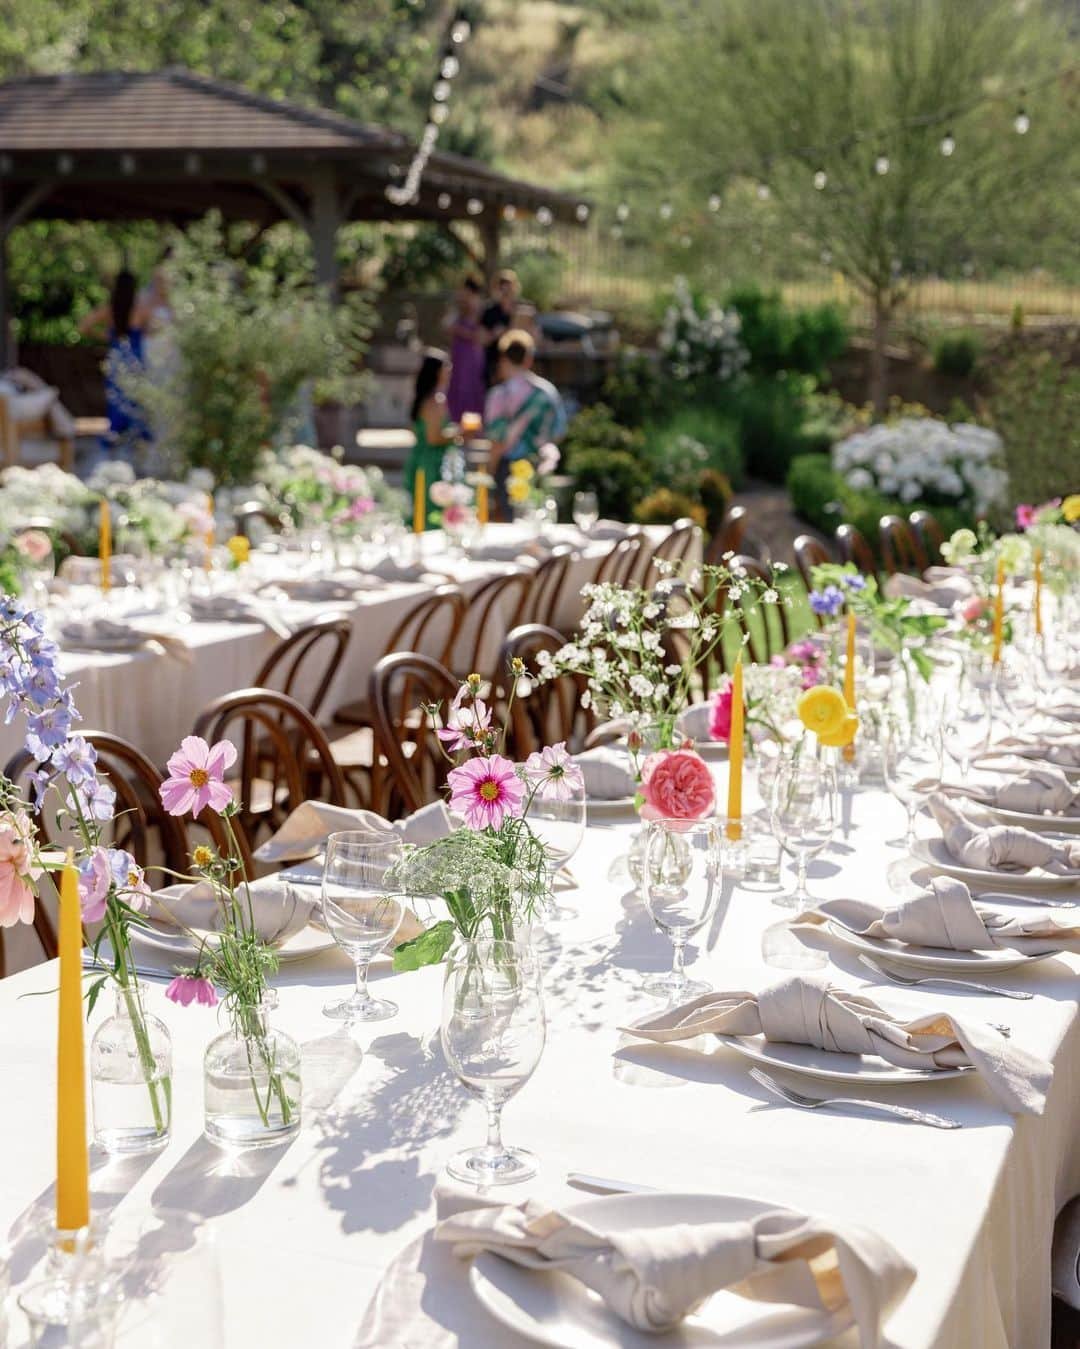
top-left (641, 819), bottom-right (723, 1000)
top-left (770, 758), bottom-right (836, 910)
top-left (321, 831), bottom-right (405, 1023)
top-left (882, 724), bottom-right (943, 850)
top-left (573, 490), bottom-right (599, 533)
top-left (441, 940), bottom-right (546, 1186)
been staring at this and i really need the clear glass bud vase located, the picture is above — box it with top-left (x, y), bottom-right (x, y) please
top-left (91, 986), bottom-right (172, 1154)
top-left (203, 992), bottom-right (301, 1150)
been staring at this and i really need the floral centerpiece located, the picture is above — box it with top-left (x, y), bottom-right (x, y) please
top-left (254, 443), bottom-right (405, 538)
top-left (505, 444), bottom-right (561, 514)
top-left (808, 563), bottom-right (947, 681)
top-left (429, 479), bottom-right (477, 540)
top-left (706, 660), bottom-right (804, 749)
top-left (388, 671), bottom-right (570, 972)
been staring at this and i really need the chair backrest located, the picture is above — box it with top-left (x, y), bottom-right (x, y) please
top-left (727, 555), bottom-right (790, 664)
top-left (253, 617), bottom-right (353, 722)
top-left (594, 533), bottom-right (644, 587)
top-left (705, 504), bottom-right (747, 566)
top-left (834, 523), bottom-right (879, 583)
top-left (453, 570), bottom-right (533, 683)
top-left (499, 623), bottom-right (593, 757)
top-left (640, 518), bottom-right (700, 585)
top-left (792, 534), bottom-right (833, 595)
top-left (369, 652), bottom-right (461, 815)
top-left (909, 510), bottom-right (944, 567)
top-left (384, 585), bottom-right (467, 668)
top-left (193, 688), bottom-right (347, 844)
top-left (879, 514), bottom-right (926, 576)
top-left (523, 546), bottom-right (574, 629)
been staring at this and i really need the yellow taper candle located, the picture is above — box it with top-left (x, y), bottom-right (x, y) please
top-left (98, 499), bottom-right (111, 593)
top-left (1034, 548), bottom-right (1043, 639)
top-left (842, 609), bottom-right (857, 764)
top-left (57, 850), bottom-right (89, 1232)
top-left (476, 481), bottom-right (489, 526)
top-left (413, 469), bottom-right (426, 535)
top-left (991, 558), bottom-right (1005, 665)
top-left (725, 654), bottom-right (744, 842)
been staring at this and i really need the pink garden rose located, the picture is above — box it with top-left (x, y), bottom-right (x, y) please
top-left (708, 682), bottom-right (734, 743)
top-left (961, 595), bottom-right (989, 623)
top-left (639, 749), bottom-right (716, 822)
top-left (15, 530), bottom-right (52, 564)
top-left (1014, 504), bottom-right (1035, 530)
top-left (160, 736), bottom-right (237, 818)
top-left (0, 809), bottom-right (38, 928)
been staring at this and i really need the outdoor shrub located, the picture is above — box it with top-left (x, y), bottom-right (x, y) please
top-left (727, 372), bottom-right (814, 484)
top-left (932, 330), bottom-right (981, 378)
top-left (726, 284), bottom-right (849, 378)
top-left (565, 446), bottom-right (650, 521)
top-left (696, 468), bottom-right (733, 535)
top-left (562, 403), bottom-right (645, 461)
top-left (602, 350), bottom-right (670, 426)
top-left (634, 488), bottom-right (706, 529)
top-left (381, 224), bottom-right (468, 292)
top-left (503, 245), bottom-right (566, 312)
top-left (645, 404), bottom-right (744, 486)
top-left (990, 352), bottom-right (1080, 508)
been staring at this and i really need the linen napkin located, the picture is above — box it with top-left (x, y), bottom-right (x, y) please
top-left (364, 556), bottom-right (427, 582)
top-left (147, 877), bottom-right (316, 946)
top-left (573, 745), bottom-right (637, 800)
top-left (57, 617), bottom-right (193, 664)
top-left (677, 700), bottom-right (716, 743)
top-left (254, 799), bottom-right (455, 864)
top-left (269, 573), bottom-right (368, 603)
top-left (943, 759), bottom-right (1080, 816)
top-left (982, 737), bottom-right (1080, 770)
top-left (186, 592), bottom-right (294, 639)
top-left (356, 1181), bottom-right (914, 1349)
top-left (928, 794), bottom-right (1080, 875)
top-left (882, 569), bottom-right (973, 607)
top-left (621, 973), bottom-right (1052, 1114)
top-left (799, 875), bottom-right (1080, 956)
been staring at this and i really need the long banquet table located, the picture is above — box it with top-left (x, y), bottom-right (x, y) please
top-left (1, 769), bottom-right (1078, 1347)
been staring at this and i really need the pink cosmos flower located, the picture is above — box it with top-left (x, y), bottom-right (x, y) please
top-left (165, 974), bottom-right (218, 1008)
top-left (438, 696), bottom-right (493, 753)
top-left (523, 742), bottom-right (584, 801)
top-left (78, 847), bottom-right (150, 923)
top-left (639, 749), bottom-right (716, 822)
top-left (708, 682), bottom-right (734, 743)
top-left (160, 736), bottom-right (237, 818)
top-left (0, 809), bottom-right (38, 928)
top-left (1015, 504), bottom-right (1035, 530)
top-left (961, 595), bottom-right (989, 624)
top-left (448, 754), bottom-right (526, 831)
top-left (15, 530), bottom-right (52, 564)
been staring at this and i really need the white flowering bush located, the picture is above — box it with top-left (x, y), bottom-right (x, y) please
top-left (832, 417), bottom-right (1007, 514)
top-left (659, 276), bottom-right (749, 385)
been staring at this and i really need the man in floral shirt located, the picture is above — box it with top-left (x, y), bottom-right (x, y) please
top-left (484, 330), bottom-right (566, 520)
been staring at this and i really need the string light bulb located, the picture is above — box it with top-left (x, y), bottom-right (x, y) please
top-left (616, 202), bottom-right (630, 221)
top-left (708, 193), bottom-right (722, 211)
top-left (874, 152), bottom-right (890, 175)
top-left (575, 203), bottom-right (590, 222)
top-left (441, 55), bottom-right (460, 79)
top-left (450, 19), bottom-right (471, 43)
top-left (466, 197), bottom-right (483, 215)
top-left (431, 102), bottom-right (449, 124)
top-left (433, 79), bottom-right (451, 102)
top-left (536, 205), bottom-right (553, 226)
top-left (502, 204), bottom-right (516, 221)
top-left (756, 182), bottom-right (771, 200)
top-left (1014, 107), bottom-right (1030, 134)
top-left (659, 201), bottom-right (673, 220)
top-left (813, 168), bottom-right (827, 190)
top-left (940, 131), bottom-right (955, 156)
top-left (437, 192), bottom-right (452, 210)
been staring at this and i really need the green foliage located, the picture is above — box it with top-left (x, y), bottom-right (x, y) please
top-left (601, 350), bottom-right (669, 426)
top-left (697, 468), bottom-right (734, 535)
top-left (565, 446), bottom-right (650, 520)
top-left (502, 244), bottom-right (566, 312)
top-left (380, 225), bottom-right (468, 293)
top-left (989, 352), bottom-right (1080, 506)
top-left (787, 452), bottom-right (974, 551)
top-left (726, 372), bottom-right (818, 484)
top-left (644, 404), bottom-right (743, 487)
top-left (726, 285), bottom-right (849, 378)
top-left (563, 402), bottom-right (645, 460)
top-left (392, 920), bottom-right (456, 973)
top-left (932, 330), bottom-right (982, 377)
top-left (118, 215), bottom-right (372, 484)
top-left (633, 488), bottom-right (705, 528)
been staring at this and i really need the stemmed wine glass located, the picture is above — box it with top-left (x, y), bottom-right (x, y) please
top-left (769, 757), bottom-right (836, 910)
top-left (881, 722), bottom-right (943, 850)
top-left (573, 490), bottom-right (599, 533)
top-left (526, 773), bottom-right (586, 919)
top-left (321, 831), bottom-right (405, 1023)
top-left (440, 939), bottom-right (546, 1186)
top-left (641, 819), bottom-right (723, 1000)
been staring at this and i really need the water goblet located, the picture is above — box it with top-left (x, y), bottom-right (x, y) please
top-left (526, 768), bottom-right (586, 919)
top-left (769, 757), bottom-right (836, 910)
top-left (572, 490), bottom-right (599, 533)
top-left (881, 722), bottom-right (943, 850)
top-left (321, 831), bottom-right (405, 1023)
top-left (641, 819), bottom-right (723, 1000)
top-left (440, 939), bottom-right (546, 1186)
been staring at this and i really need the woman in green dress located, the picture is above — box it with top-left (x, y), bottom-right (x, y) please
top-left (404, 348), bottom-right (457, 530)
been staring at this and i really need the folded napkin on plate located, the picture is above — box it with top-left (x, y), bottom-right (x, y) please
top-left (883, 569), bottom-right (973, 607)
top-left (677, 701), bottom-right (716, 743)
top-left (148, 877), bottom-right (316, 945)
top-left (982, 737), bottom-right (1080, 770)
top-left (944, 760), bottom-right (1080, 816)
top-left (466, 540), bottom-right (534, 562)
top-left (57, 554), bottom-right (141, 587)
top-left (364, 557), bottom-right (427, 582)
top-left (574, 745), bottom-right (636, 800)
top-left (186, 593), bottom-right (293, 638)
top-left (58, 618), bottom-right (193, 664)
top-left (799, 875), bottom-right (1080, 956)
top-left (270, 574), bottom-right (365, 602)
top-left (254, 799), bottom-right (455, 863)
top-left (621, 972), bottom-right (1051, 1114)
top-left (589, 519), bottom-right (630, 541)
top-left (928, 794), bottom-right (1080, 875)
top-left (1046, 689), bottom-right (1080, 723)
top-left (434, 1189), bottom-right (914, 1346)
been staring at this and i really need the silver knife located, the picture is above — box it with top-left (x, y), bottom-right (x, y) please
top-left (566, 1173), bottom-right (657, 1195)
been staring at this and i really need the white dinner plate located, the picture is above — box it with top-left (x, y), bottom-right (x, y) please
top-left (986, 804), bottom-right (1080, 836)
top-left (60, 631), bottom-right (146, 653)
top-left (978, 752), bottom-right (1080, 782)
top-left (910, 837), bottom-right (1078, 892)
top-left (586, 796), bottom-right (639, 819)
top-left (134, 921), bottom-right (336, 964)
top-left (469, 1191), bottom-right (853, 1349)
top-left (716, 1034), bottom-right (972, 1085)
top-left (823, 914), bottom-right (1055, 973)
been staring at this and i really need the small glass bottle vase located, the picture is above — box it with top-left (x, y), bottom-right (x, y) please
top-left (91, 985), bottom-right (173, 1155)
top-left (203, 992), bottom-right (302, 1150)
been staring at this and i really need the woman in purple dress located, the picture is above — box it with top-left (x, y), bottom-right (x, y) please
top-left (445, 275), bottom-right (487, 422)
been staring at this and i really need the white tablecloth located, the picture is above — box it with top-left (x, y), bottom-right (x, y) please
top-left (0, 772), bottom-right (1077, 1347)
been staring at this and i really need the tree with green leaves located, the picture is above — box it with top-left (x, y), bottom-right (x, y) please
top-left (615, 0), bottom-right (1078, 409)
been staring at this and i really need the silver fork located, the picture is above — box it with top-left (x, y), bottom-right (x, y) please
top-left (748, 1067), bottom-right (963, 1129)
top-left (857, 953), bottom-right (1032, 1001)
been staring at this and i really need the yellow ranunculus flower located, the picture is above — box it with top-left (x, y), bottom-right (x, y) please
top-left (226, 535), bottom-right (250, 565)
top-left (818, 711), bottom-right (860, 748)
top-left (507, 478), bottom-right (531, 504)
top-left (1063, 494), bottom-right (1080, 524)
top-left (509, 459), bottom-right (535, 480)
top-left (797, 685), bottom-right (848, 739)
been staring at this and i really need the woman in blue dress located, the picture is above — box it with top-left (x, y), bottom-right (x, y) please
top-left (80, 270), bottom-right (153, 465)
